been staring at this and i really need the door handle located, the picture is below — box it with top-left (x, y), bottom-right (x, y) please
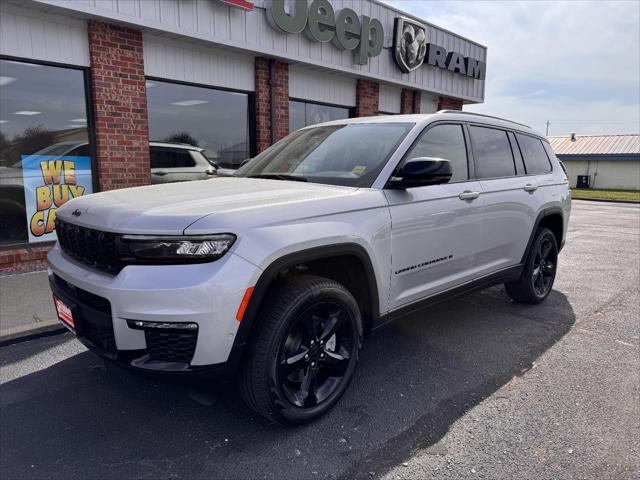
top-left (524, 183), bottom-right (538, 192)
top-left (154, 171), bottom-right (167, 176)
top-left (459, 191), bottom-right (480, 201)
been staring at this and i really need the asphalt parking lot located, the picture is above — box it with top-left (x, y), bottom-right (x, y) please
top-left (1, 200), bottom-right (638, 480)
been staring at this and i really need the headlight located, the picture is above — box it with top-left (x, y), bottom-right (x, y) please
top-left (121, 234), bottom-right (236, 262)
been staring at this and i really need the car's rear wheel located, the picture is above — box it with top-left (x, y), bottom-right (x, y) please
top-left (505, 227), bottom-right (558, 304)
top-left (238, 274), bottom-right (362, 425)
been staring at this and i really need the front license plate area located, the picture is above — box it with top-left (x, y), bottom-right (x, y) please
top-left (53, 296), bottom-right (76, 332)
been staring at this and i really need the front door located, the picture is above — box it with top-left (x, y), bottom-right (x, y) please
top-left (386, 123), bottom-right (486, 311)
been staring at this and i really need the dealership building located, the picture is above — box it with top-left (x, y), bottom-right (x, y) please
top-left (0, 0), bottom-right (487, 274)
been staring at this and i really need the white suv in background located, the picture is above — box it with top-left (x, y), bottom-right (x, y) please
top-left (149, 142), bottom-right (218, 184)
top-left (47, 111), bottom-right (571, 425)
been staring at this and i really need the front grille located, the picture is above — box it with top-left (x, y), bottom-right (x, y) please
top-left (55, 218), bottom-right (124, 273)
top-left (145, 330), bottom-right (197, 363)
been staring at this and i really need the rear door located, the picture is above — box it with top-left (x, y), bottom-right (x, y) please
top-left (386, 123), bottom-right (486, 310)
top-left (470, 125), bottom-right (545, 272)
top-left (515, 132), bottom-right (557, 201)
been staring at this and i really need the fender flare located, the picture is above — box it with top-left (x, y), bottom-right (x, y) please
top-left (226, 243), bottom-right (380, 372)
top-left (521, 206), bottom-right (565, 263)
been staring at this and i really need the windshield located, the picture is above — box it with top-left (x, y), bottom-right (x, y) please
top-left (235, 123), bottom-right (413, 187)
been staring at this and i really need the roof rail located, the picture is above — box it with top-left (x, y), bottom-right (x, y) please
top-left (437, 110), bottom-right (531, 129)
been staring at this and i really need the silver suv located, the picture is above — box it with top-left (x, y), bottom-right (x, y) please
top-left (48, 111), bottom-right (571, 425)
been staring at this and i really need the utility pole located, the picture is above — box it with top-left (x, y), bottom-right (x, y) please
top-left (545, 120), bottom-right (550, 136)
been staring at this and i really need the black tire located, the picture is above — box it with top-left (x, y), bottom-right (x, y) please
top-left (505, 227), bottom-right (558, 304)
top-left (238, 274), bottom-right (363, 425)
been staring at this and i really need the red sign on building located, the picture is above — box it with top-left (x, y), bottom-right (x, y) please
top-left (219, 0), bottom-right (254, 10)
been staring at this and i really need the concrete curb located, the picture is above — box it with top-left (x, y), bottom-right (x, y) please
top-left (571, 197), bottom-right (640, 205)
top-left (0, 321), bottom-right (66, 347)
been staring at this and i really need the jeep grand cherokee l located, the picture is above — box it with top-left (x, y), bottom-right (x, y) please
top-left (47, 111), bottom-right (571, 425)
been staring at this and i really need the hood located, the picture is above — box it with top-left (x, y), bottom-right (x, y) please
top-left (56, 177), bottom-right (361, 234)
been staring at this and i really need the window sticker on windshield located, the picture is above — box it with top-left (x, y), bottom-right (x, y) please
top-left (352, 165), bottom-right (367, 175)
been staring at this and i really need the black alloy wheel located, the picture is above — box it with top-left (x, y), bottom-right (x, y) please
top-left (276, 301), bottom-right (355, 408)
top-left (239, 274), bottom-right (362, 425)
top-left (531, 236), bottom-right (556, 297)
top-left (505, 226), bottom-right (558, 304)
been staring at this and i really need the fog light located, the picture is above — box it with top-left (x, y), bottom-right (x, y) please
top-left (127, 320), bottom-right (198, 331)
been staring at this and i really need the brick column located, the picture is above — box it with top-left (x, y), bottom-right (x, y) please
top-left (437, 96), bottom-right (464, 111)
top-left (255, 57), bottom-right (289, 153)
top-left (355, 79), bottom-right (379, 117)
top-left (88, 21), bottom-right (150, 191)
top-left (413, 91), bottom-right (421, 114)
top-left (401, 88), bottom-right (421, 114)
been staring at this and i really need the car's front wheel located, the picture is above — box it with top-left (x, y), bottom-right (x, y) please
top-left (505, 226), bottom-right (558, 304)
top-left (238, 274), bottom-right (362, 425)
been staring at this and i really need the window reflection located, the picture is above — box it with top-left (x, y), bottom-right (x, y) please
top-left (406, 124), bottom-right (469, 182)
top-left (289, 100), bottom-right (352, 133)
top-left (146, 80), bottom-right (250, 169)
top-left (515, 133), bottom-right (552, 174)
top-left (470, 126), bottom-right (516, 179)
top-left (0, 59), bottom-right (92, 247)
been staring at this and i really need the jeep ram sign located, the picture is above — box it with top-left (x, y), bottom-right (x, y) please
top-left (268, 0), bottom-right (383, 65)
top-left (393, 16), bottom-right (486, 79)
top-left (266, 0), bottom-right (485, 79)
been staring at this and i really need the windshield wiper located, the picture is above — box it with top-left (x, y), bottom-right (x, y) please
top-left (247, 174), bottom-right (308, 182)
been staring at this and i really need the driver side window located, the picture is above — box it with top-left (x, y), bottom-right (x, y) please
top-left (406, 124), bottom-right (469, 182)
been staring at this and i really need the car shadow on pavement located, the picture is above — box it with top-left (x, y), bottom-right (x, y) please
top-left (0, 285), bottom-right (575, 480)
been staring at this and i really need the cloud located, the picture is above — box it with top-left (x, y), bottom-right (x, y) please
top-left (388, 0), bottom-right (640, 135)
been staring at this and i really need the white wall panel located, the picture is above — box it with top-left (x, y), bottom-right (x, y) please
top-left (143, 34), bottom-right (254, 91)
top-left (0, 3), bottom-right (89, 66)
top-left (420, 94), bottom-right (439, 114)
top-left (289, 65), bottom-right (356, 106)
top-left (563, 159), bottom-right (640, 190)
top-left (379, 84), bottom-right (401, 114)
top-left (31, 0), bottom-right (487, 102)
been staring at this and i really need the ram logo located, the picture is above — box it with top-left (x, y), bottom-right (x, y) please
top-left (393, 16), bottom-right (427, 73)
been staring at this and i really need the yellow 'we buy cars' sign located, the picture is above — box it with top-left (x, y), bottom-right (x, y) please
top-left (21, 155), bottom-right (93, 243)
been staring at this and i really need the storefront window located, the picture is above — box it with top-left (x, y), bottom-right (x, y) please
top-left (146, 79), bottom-right (251, 169)
top-left (289, 100), bottom-right (352, 132)
top-left (0, 59), bottom-right (93, 247)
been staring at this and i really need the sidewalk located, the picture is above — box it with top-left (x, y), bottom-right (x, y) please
top-left (0, 270), bottom-right (63, 344)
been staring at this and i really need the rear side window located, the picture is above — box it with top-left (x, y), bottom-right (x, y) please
top-left (150, 147), bottom-right (196, 169)
top-left (406, 124), bottom-right (469, 182)
top-left (469, 126), bottom-right (515, 178)
top-left (516, 134), bottom-right (552, 174)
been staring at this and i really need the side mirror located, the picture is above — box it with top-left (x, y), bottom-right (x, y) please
top-left (387, 157), bottom-right (452, 189)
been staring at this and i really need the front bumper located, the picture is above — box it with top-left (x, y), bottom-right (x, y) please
top-left (47, 243), bottom-right (260, 373)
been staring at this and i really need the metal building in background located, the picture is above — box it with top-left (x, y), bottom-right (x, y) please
top-left (548, 134), bottom-right (640, 190)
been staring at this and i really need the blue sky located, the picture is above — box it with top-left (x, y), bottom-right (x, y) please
top-left (387, 0), bottom-right (640, 136)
